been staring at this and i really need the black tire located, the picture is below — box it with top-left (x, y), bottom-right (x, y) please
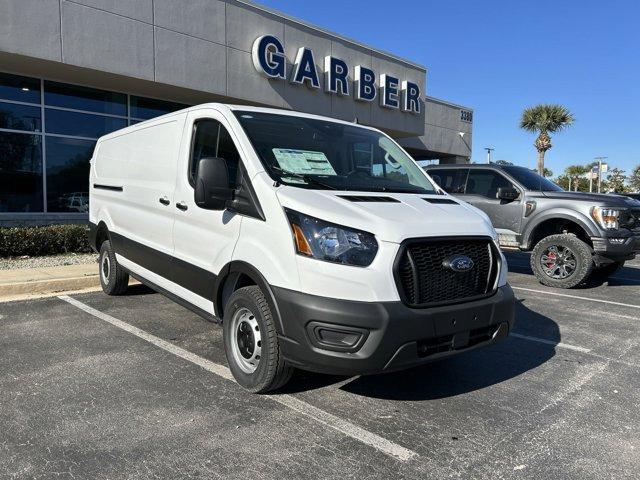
top-left (98, 240), bottom-right (129, 295)
top-left (223, 285), bottom-right (292, 393)
top-left (592, 261), bottom-right (624, 279)
top-left (530, 234), bottom-right (593, 289)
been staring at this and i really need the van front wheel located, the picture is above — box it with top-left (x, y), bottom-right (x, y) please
top-left (223, 286), bottom-right (292, 393)
top-left (99, 240), bottom-right (129, 295)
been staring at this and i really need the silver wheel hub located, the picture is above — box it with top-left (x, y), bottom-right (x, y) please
top-left (229, 307), bottom-right (262, 374)
top-left (101, 253), bottom-right (111, 284)
top-left (540, 245), bottom-right (577, 279)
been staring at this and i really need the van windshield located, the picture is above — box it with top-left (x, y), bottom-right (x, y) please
top-left (234, 111), bottom-right (437, 194)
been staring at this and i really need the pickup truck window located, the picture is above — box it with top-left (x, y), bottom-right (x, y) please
top-left (428, 169), bottom-right (468, 194)
top-left (501, 166), bottom-right (563, 192)
top-left (466, 170), bottom-right (514, 198)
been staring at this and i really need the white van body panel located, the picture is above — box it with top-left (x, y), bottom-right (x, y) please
top-left (275, 188), bottom-right (495, 244)
top-left (230, 172), bottom-right (302, 291)
top-left (91, 115), bottom-right (186, 259)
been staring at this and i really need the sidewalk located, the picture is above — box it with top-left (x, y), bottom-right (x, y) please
top-left (0, 263), bottom-right (100, 301)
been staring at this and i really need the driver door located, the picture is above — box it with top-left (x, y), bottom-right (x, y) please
top-left (458, 169), bottom-right (523, 235)
top-left (171, 109), bottom-right (243, 313)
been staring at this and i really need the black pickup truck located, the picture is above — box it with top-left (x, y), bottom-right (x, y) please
top-left (425, 164), bottom-right (640, 288)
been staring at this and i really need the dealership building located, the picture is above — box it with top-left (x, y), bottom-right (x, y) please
top-left (0, 0), bottom-right (473, 225)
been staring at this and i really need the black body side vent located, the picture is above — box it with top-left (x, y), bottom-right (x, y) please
top-left (423, 198), bottom-right (459, 205)
top-left (339, 195), bottom-right (400, 203)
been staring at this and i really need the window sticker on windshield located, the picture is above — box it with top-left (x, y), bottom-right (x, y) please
top-left (272, 148), bottom-right (337, 176)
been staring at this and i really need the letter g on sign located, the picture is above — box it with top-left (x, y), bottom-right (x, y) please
top-left (252, 35), bottom-right (286, 79)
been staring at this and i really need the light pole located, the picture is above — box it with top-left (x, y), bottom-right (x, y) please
top-left (594, 156), bottom-right (607, 193)
top-left (484, 147), bottom-right (494, 164)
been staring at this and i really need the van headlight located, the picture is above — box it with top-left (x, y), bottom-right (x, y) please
top-left (498, 251), bottom-right (509, 287)
top-left (285, 209), bottom-right (378, 266)
top-left (591, 207), bottom-right (621, 230)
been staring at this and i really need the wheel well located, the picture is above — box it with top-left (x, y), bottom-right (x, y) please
top-left (529, 218), bottom-right (592, 249)
top-left (95, 222), bottom-right (110, 251)
top-left (217, 272), bottom-right (257, 319)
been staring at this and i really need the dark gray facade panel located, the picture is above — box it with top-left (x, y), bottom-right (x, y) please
top-left (154, 0), bottom-right (226, 44)
top-left (69, 0), bottom-right (154, 23)
top-left (0, 0), bottom-right (62, 62)
top-left (61, 1), bottom-right (154, 81)
top-left (328, 39), bottom-right (373, 125)
top-left (226, 47), bottom-right (286, 107)
top-left (154, 28), bottom-right (227, 95)
top-left (226, 2), bottom-right (285, 53)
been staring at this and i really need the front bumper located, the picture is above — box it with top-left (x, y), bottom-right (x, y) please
top-left (592, 231), bottom-right (640, 261)
top-left (273, 285), bottom-right (515, 376)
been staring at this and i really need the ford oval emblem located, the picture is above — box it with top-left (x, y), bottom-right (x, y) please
top-left (443, 255), bottom-right (475, 273)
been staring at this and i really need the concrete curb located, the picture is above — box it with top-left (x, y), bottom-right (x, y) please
top-left (0, 274), bottom-right (100, 298)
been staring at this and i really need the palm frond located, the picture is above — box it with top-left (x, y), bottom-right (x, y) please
top-left (520, 104), bottom-right (575, 134)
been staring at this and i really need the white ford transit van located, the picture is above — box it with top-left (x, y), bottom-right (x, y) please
top-left (89, 104), bottom-right (515, 392)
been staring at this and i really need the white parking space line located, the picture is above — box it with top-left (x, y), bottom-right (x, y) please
top-left (510, 333), bottom-right (591, 353)
top-left (58, 295), bottom-right (417, 463)
top-left (512, 286), bottom-right (640, 310)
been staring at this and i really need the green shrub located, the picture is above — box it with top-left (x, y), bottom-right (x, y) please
top-left (0, 224), bottom-right (92, 257)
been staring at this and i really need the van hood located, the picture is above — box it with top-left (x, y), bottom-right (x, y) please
top-left (276, 187), bottom-right (495, 244)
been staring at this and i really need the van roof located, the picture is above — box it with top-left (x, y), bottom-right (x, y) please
top-left (97, 102), bottom-right (382, 142)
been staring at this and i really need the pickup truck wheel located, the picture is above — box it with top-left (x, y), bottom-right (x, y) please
top-left (99, 240), bottom-right (129, 295)
top-left (223, 286), bottom-right (293, 393)
top-left (531, 234), bottom-right (593, 289)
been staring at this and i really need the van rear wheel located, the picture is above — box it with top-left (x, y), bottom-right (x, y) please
top-left (223, 286), bottom-right (292, 393)
top-left (99, 240), bottom-right (129, 295)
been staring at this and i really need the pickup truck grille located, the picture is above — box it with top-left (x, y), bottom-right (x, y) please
top-left (395, 237), bottom-right (498, 307)
top-left (621, 208), bottom-right (640, 231)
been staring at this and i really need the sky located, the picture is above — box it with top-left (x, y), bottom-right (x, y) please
top-left (258, 0), bottom-right (640, 177)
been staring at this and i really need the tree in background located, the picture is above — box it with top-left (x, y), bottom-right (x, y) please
top-left (605, 168), bottom-right (627, 193)
top-left (564, 164), bottom-right (590, 191)
top-left (520, 104), bottom-right (575, 176)
top-left (629, 165), bottom-right (640, 192)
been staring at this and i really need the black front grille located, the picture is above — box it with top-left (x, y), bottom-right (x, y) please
top-left (395, 237), bottom-right (498, 307)
top-left (621, 208), bottom-right (640, 230)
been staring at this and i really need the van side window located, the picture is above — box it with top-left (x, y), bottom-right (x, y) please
top-left (189, 119), bottom-right (240, 187)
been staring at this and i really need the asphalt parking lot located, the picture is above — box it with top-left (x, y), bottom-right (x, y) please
top-left (2, 253), bottom-right (639, 479)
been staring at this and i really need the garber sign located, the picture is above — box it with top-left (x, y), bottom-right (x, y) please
top-left (252, 35), bottom-right (421, 114)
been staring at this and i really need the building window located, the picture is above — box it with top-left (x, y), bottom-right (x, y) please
top-left (0, 72), bottom-right (41, 104)
top-left (45, 109), bottom-right (126, 139)
top-left (0, 71), bottom-right (190, 214)
top-left (460, 110), bottom-right (473, 123)
top-left (44, 81), bottom-right (127, 116)
top-left (130, 95), bottom-right (188, 121)
top-left (0, 132), bottom-right (43, 212)
top-left (0, 102), bottom-right (42, 132)
top-left (45, 137), bottom-right (95, 213)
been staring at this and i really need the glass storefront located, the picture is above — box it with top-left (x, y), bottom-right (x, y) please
top-left (0, 71), bottom-right (188, 214)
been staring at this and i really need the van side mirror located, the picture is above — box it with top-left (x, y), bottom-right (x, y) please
top-left (194, 157), bottom-right (233, 210)
top-left (497, 187), bottom-right (519, 201)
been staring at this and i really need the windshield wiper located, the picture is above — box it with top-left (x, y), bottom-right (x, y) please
top-left (271, 165), bottom-right (337, 190)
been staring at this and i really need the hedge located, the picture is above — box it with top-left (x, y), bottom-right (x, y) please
top-left (0, 224), bottom-right (92, 257)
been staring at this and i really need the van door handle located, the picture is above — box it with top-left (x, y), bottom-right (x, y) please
top-left (176, 202), bottom-right (188, 211)
top-left (159, 197), bottom-right (170, 206)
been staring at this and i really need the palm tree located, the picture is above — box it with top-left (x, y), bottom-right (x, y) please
top-left (520, 104), bottom-right (575, 176)
top-left (565, 164), bottom-right (589, 191)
